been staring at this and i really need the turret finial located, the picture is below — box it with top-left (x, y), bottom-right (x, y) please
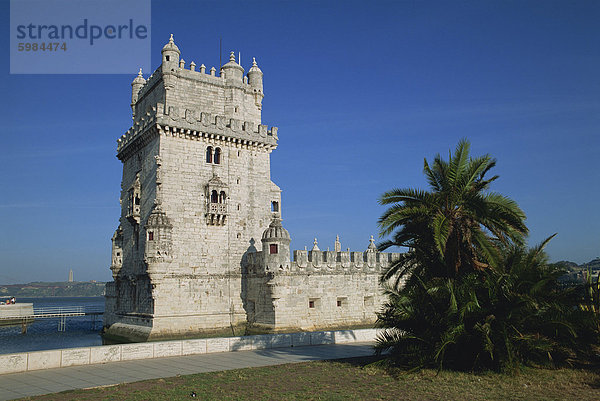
top-left (138, 68), bottom-right (143, 77)
top-left (169, 33), bottom-right (174, 43)
top-left (367, 235), bottom-right (377, 252)
top-left (312, 238), bottom-right (320, 251)
top-left (252, 57), bottom-right (257, 67)
top-left (229, 51), bottom-right (235, 63)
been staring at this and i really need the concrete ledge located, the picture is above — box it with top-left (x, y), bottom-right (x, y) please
top-left (270, 333), bottom-right (292, 348)
top-left (121, 343), bottom-right (153, 361)
top-left (0, 353), bottom-right (27, 374)
top-left (153, 341), bottom-right (182, 358)
top-left (182, 339), bottom-right (206, 355)
top-left (27, 350), bottom-right (61, 371)
top-left (229, 336), bottom-right (254, 351)
top-left (61, 348), bottom-right (91, 367)
top-left (206, 337), bottom-right (229, 353)
top-left (291, 332), bottom-right (311, 347)
top-left (310, 331), bottom-right (335, 345)
top-left (0, 328), bottom-right (378, 375)
top-left (90, 345), bottom-right (121, 364)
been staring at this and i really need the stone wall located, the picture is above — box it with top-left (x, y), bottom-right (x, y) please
top-left (245, 248), bottom-right (401, 331)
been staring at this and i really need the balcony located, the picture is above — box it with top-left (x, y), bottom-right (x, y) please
top-left (206, 202), bottom-right (227, 226)
top-left (207, 203), bottom-right (227, 215)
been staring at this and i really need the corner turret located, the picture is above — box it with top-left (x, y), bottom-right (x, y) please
top-left (221, 51), bottom-right (244, 83)
top-left (248, 57), bottom-right (264, 109)
top-left (261, 216), bottom-right (291, 271)
top-left (161, 34), bottom-right (180, 73)
top-left (131, 68), bottom-right (146, 119)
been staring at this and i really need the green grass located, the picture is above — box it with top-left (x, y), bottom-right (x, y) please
top-left (24, 356), bottom-right (600, 401)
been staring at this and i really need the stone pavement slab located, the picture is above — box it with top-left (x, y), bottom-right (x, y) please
top-left (0, 342), bottom-right (374, 400)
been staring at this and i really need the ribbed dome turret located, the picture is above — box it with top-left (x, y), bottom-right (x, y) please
top-left (222, 51), bottom-right (244, 71)
top-left (161, 34), bottom-right (180, 55)
top-left (262, 218), bottom-right (290, 241)
top-left (147, 207), bottom-right (172, 228)
top-left (248, 57), bottom-right (263, 90)
top-left (221, 51), bottom-right (244, 83)
top-left (248, 57), bottom-right (262, 74)
top-left (132, 68), bottom-right (146, 85)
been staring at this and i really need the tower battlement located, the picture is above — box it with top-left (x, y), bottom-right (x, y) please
top-left (117, 104), bottom-right (278, 159)
top-left (131, 35), bottom-right (264, 128)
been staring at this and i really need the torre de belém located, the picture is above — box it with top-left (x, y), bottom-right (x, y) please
top-left (103, 35), bottom-right (401, 342)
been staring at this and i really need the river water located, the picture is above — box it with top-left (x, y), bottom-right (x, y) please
top-left (0, 297), bottom-right (105, 354)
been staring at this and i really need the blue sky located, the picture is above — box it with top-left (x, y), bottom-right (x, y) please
top-left (0, 0), bottom-right (598, 284)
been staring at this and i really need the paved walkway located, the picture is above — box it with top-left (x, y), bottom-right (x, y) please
top-left (0, 342), bottom-right (375, 400)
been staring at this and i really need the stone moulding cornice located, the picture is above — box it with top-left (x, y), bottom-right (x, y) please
top-left (148, 273), bottom-right (243, 280)
top-left (117, 103), bottom-right (278, 159)
top-left (117, 124), bottom-right (159, 162)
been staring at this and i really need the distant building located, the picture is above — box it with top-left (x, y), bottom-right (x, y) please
top-left (103, 35), bottom-right (401, 342)
top-left (68, 269), bottom-right (73, 283)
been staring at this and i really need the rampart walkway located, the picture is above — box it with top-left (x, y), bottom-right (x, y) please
top-left (0, 341), bottom-right (374, 400)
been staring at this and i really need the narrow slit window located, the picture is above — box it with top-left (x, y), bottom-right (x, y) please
top-left (148, 231), bottom-right (154, 241)
top-left (271, 201), bottom-right (279, 212)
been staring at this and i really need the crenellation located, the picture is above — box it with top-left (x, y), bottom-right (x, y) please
top-left (117, 105), bottom-right (278, 158)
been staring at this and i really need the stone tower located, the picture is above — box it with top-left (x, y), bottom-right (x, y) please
top-left (104, 35), bottom-right (281, 341)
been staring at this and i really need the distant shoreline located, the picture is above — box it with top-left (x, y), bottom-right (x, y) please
top-left (0, 281), bottom-right (106, 298)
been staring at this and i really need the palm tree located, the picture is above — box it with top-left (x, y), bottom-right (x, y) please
top-left (378, 139), bottom-right (528, 284)
top-left (376, 236), bottom-right (598, 371)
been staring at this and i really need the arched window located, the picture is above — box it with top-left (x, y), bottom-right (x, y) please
top-left (206, 146), bottom-right (213, 163)
top-left (211, 190), bottom-right (219, 203)
top-left (219, 191), bottom-right (227, 203)
top-left (214, 148), bottom-right (221, 164)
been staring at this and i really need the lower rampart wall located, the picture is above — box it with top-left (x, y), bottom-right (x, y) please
top-left (0, 328), bottom-right (381, 375)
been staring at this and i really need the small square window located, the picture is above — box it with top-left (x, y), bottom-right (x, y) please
top-left (337, 297), bottom-right (347, 307)
top-left (270, 244), bottom-right (278, 254)
top-left (309, 300), bottom-right (314, 308)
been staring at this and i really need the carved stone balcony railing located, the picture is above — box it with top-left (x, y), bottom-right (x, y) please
top-left (126, 204), bottom-right (141, 224)
top-left (207, 203), bottom-right (227, 215)
top-left (206, 203), bottom-right (227, 226)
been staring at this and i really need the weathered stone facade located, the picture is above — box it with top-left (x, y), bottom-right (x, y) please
top-left (103, 35), bottom-right (400, 342)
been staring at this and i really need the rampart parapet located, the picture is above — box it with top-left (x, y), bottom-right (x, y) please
top-left (246, 237), bottom-right (400, 275)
